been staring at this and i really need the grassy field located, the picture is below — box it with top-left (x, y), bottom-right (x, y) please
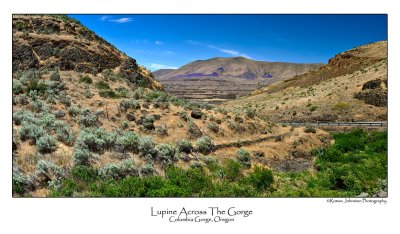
top-left (40, 129), bottom-right (387, 197)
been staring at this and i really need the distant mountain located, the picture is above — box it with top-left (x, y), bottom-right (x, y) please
top-left (154, 57), bottom-right (323, 104)
top-left (152, 69), bottom-right (175, 78)
top-left (222, 41), bottom-right (388, 122)
top-left (155, 57), bottom-right (323, 81)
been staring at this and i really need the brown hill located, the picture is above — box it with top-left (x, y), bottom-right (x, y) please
top-left (222, 41), bottom-right (388, 122)
top-left (12, 14), bottom-right (162, 90)
top-left (12, 15), bottom-right (327, 197)
top-left (154, 57), bottom-right (323, 104)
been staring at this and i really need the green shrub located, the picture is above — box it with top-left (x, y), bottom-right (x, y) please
top-left (19, 122), bottom-right (45, 143)
top-left (79, 111), bottom-right (98, 127)
top-left (102, 69), bottom-right (117, 81)
top-left (236, 149), bottom-right (251, 168)
top-left (131, 87), bottom-right (145, 99)
top-left (245, 108), bottom-right (256, 118)
top-left (98, 159), bottom-right (138, 180)
top-left (59, 92), bottom-right (71, 106)
top-left (79, 75), bottom-right (93, 84)
top-left (36, 135), bottom-right (57, 153)
top-left (13, 110), bottom-right (35, 125)
top-left (16, 94), bottom-right (29, 105)
top-left (142, 115), bottom-right (155, 130)
top-left (207, 122), bottom-right (219, 133)
top-left (165, 166), bottom-right (212, 195)
top-left (176, 139), bottom-right (193, 153)
top-left (228, 121), bottom-right (244, 133)
top-left (35, 160), bottom-right (65, 187)
top-left (30, 99), bottom-right (44, 112)
top-left (72, 147), bottom-right (91, 166)
top-left (99, 89), bottom-right (118, 98)
top-left (332, 102), bottom-right (349, 110)
top-left (304, 125), bottom-right (317, 133)
top-left (95, 80), bottom-right (110, 90)
top-left (76, 128), bottom-right (116, 153)
top-left (120, 120), bottom-right (129, 130)
top-left (13, 79), bottom-right (24, 94)
top-left (196, 136), bottom-right (214, 154)
top-left (13, 168), bottom-right (33, 195)
top-left (156, 144), bottom-right (177, 166)
top-left (115, 87), bottom-right (128, 98)
top-left (54, 110), bottom-right (65, 118)
top-left (222, 159), bottom-right (241, 181)
top-left (71, 166), bottom-right (97, 182)
top-left (309, 105), bottom-right (317, 112)
top-left (155, 124), bottom-right (168, 136)
top-left (204, 156), bottom-right (220, 172)
top-left (68, 106), bottom-right (80, 117)
top-left (83, 85), bottom-right (93, 98)
top-left (26, 79), bottom-right (46, 94)
top-left (116, 131), bottom-right (140, 153)
top-left (247, 167), bottom-right (273, 191)
top-left (138, 136), bottom-right (156, 156)
top-left (119, 99), bottom-right (140, 112)
top-left (179, 111), bottom-right (191, 122)
top-left (56, 126), bottom-right (76, 146)
top-left (50, 70), bottom-right (61, 81)
top-left (140, 164), bottom-right (155, 176)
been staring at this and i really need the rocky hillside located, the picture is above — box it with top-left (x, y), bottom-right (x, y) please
top-left (12, 15), bottom-right (328, 197)
top-left (12, 14), bottom-right (162, 90)
top-left (222, 41), bottom-right (388, 122)
top-left (154, 57), bottom-right (323, 104)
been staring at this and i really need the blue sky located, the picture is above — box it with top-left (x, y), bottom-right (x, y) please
top-left (70, 14), bottom-right (387, 71)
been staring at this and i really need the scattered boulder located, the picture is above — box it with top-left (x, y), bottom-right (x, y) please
top-left (234, 116), bottom-right (243, 123)
top-left (179, 152), bottom-right (191, 162)
top-left (252, 151), bottom-right (265, 158)
top-left (356, 192), bottom-right (369, 198)
top-left (191, 110), bottom-right (203, 119)
top-left (373, 191), bottom-right (388, 198)
top-left (126, 113), bottom-right (136, 122)
top-left (362, 79), bottom-right (382, 90)
top-left (354, 89), bottom-right (387, 107)
top-left (188, 122), bottom-right (203, 139)
top-left (142, 103), bottom-right (149, 109)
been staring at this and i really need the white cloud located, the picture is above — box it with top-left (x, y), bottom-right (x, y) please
top-left (189, 41), bottom-right (253, 59)
top-left (110, 17), bottom-right (134, 23)
top-left (208, 44), bottom-right (252, 59)
top-left (155, 40), bottom-right (164, 45)
top-left (219, 48), bottom-right (240, 56)
top-left (239, 54), bottom-right (253, 59)
top-left (100, 15), bottom-right (112, 21)
top-left (148, 63), bottom-right (178, 70)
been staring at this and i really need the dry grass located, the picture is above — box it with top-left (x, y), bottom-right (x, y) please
top-left (222, 42), bottom-right (387, 123)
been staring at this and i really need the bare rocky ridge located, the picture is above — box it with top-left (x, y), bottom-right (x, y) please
top-left (222, 41), bottom-right (388, 122)
top-left (154, 57), bottom-right (323, 104)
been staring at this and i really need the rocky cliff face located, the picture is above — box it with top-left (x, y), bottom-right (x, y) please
top-left (222, 41), bottom-right (388, 122)
top-left (12, 15), bottom-right (162, 90)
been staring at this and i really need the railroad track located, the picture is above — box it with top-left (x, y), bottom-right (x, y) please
top-left (281, 122), bottom-right (387, 127)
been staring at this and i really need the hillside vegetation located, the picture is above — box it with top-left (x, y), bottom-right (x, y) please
top-left (222, 41), bottom-right (387, 122)
top-left (12, 15), bottom-right (331, 197)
